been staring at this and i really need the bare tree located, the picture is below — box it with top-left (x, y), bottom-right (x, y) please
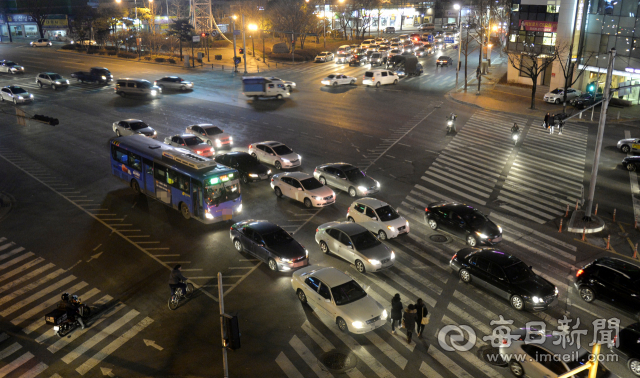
top-left (19, 0), bottom-right (57, 38)
top-left (267, 0), bottom-right (315, 50)
top-left (334, 3), bottom-right (355, 40)
top-left (352, 0), bottom-right (378, 38)
top-left (506, 44), bottom-right (559, 109)
top-left (555, 43), bottom-right (596, 113)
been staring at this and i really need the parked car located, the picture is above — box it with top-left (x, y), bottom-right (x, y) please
top-left (0, 60), bottom-right (24, 74)
top-left (0, 85), bottom-right (33, 104)
top-left (315, 222), bottom-right (395, 273)
top-left (623, 156), bottom-right (640, 171)
top-left (35, 72), bottom-right (69, 90)
top-left (436, 56), bottom-right (453, 67)
top-left (231, 220), bottom-right (309, 272)
top-left (185, 124), bottom-right (232, 148)
top-left (321, 74), bottom-right (357, 86)
top-left (214, 152), bottom-right (270, 184)
top-left (249, 141), bottom-right (300, 170)
top-left (112, 119), bottom-right (157, 138)
top-left (271, 172), bottom-right (335, 208)
top-left (315, 52), bottom-right (334, 62)
top-left (384, 26), bottom-right (396, 33)
top-left (164, 134), bottom-right (214, 157)
top-left (574, 256), bottom-right (640, 318)
top-left (543, 88), bottom-right (582, 104)
top-left (292, 266), bottom-right (387, 333)
top-left (570, 93), bottom-right (603, 109)
top-left (425, 202), bottom-right (501, 246)
top-left (362, 69), bottom-right (398, 87)
top-left (451, 248), bottom-right (558, 311)
top-left (313, 162), bottom-right (379, 197)
top-left (347, 198), bottom-right (408, 240)
top-left (617, 137), bottom-right (640, 153)
top-left (612, 323), bottom-right (640, 377)
top-left (154, 76), bottom-right (194, 91)
top-left (30, 38), bottom-right (52, 47)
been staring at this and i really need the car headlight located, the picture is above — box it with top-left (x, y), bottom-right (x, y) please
top-left (387, 226), bottom-right (395, 231)
top-left (498, 226), bottom-right (502, 233)
top-left (381, 309), bottom-right (388, 320)
top-left (406, 220), bottom-right (409, 227)
top-left (17, 96), bottom-right (23, 100)
top-left (305, 249), bottom-right (309, 258)
top-left (532, 296), bottom-right (541, 304)
top-left (390, 251), bottom-right (395, 259)
top-left (151, 90), bottom-right (157, 96)
top-left (65, 80), bottom-right (69, 84)
top-left (237, 204), bottom-right (242, 212)
top-left (280, 258), bottom-right (291, 263)
top-left (267, 170), bottom-right (271, 174)
top-left (205, 210), bottom-right (214, 219)
top-left (475, 232), bottom-right (488, 239)
top-left (357, 186), bottom-right (367, 194)
top-left (249, 174), bottom-right (259, 178)
top-left (153, 131), bottom-right (157, 135)
top-left (352, 321), bottom-right (364, 329)
top-left (368, 259), bottom-right (380, 265)
top-left (554, 287), bottom-right (559, 295)
top-left (314, 196), bottom-right (323, 201)
top-left (281, 158), bottom-right (290, 163)
top-left (376, 181), bottom-right (380, 188)
top-left (29, 94), bottom-right (33, 98)
top-left (297, 154), bottom-right (301, 161)
top-left (55, 81), bottom-right (61, 85)
top-left (101, 76), bottom-right (107, 80)
top-left (215, 139), bottom-right (221, 145)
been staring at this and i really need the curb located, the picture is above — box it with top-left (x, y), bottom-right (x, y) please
top-left (446, 92), bottom-right (483, 109)
top-left (0, 192), bottom-right (13, 221)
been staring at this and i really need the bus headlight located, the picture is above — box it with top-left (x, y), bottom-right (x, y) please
top-left (237, 204), bottom-right (242, 213)
top-left (151, 90), bottom-right (157, 96)
top-left (205, 210), bottom-right (214, 219)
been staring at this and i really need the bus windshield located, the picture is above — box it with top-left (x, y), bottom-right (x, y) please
top-left (204, 177), bottom-right (241, 205)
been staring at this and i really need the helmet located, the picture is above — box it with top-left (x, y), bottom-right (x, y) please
top-left (61, 293), bottom-right (69, 301)
top-left (70, 295), bottom-right (79, 304)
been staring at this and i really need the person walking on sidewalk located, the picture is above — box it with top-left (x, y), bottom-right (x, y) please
top-left (403, 304), bottom-right (417, 344)
top-left (543, 112), bottom-right (551, 129)
top-left (415, 298), bottom-right (429, 338)
top-left (549, 114), bottom-right (555, 134)
top-left (390, 293), bottom-right (403, 334)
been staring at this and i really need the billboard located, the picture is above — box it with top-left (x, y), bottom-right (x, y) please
top-left (519, 20), bottom-right (557, 32)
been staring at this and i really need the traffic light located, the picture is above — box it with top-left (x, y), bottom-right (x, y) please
top-left (201, 33), bottom-right (206, 38)
top-left (223, 314), bottom-right (241, 350)
top-left (32, 114), bottom-right (59, 126)
top-left (239, 48), bottom-right (244, 54)
top-left (587, 81), bottom-right (596, 94)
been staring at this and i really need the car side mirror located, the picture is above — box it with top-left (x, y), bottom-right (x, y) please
top-left (372, 217), bottom-right (377, 221)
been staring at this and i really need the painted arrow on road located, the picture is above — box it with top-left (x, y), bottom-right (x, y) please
top-left (143, 339), bottom-right (164, 350)
top-left (86, 252), bottom-right (103, 262)
top-left (100, 367), bottom-right (114, 377)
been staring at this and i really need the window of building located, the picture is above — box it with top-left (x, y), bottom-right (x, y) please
top-left (511, 4), bottom-right (519, 12)
top-left (618, 17), bottom-right (635, 36)
top-left (586, 14), bottom-right (603, 34)
top-left (603, 16), bottom-right (619, 35)
top-left (547, 5), bottom-right (559, 13)
top-left (620, 0), bottom-right (636, 16)
top-left (543, 33), bottom-right (556, 46)
top-left (615, 36), bottom-right (632, 56)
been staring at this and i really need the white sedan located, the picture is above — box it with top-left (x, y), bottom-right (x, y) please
top-left (0, 61), bottom-right (24, 74)
top-left (321, 74), bottom-right (357, 86)
top-left (164, 134), bottom-right (214, 157)
top-left (30, 39), bottom-right (52, 47)
top-left (543, 88), bottom-right (582, 104)
top-left (249, 141), bottom-right (300, 170)
top-left (347, 198), bottom-right (409, 240)
top-left (154, 76), bottom-right (194, 91)
top-left (185, 124), bottom-right (232, 148)
top-left (113, 119), bottom-right (157, 138)
top-left (315, 52), bottom-right (334, 62)
top-left (271, 172), bottom-right (335, 208)
top-left (292, 266), bottom-right (388, 334)
top-left (0, 86), bottom-right (33, 104)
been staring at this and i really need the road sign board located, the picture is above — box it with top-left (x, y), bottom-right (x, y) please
top-left (233, 30), bottom-right (241, 35)
top-left (192, 35), bottom-right (200, 42)
top-left (211, 30), bottom-right (218, 37)
top-left (444, 37), bottom-right (455, 43)
top-left (427, 35), bottom-right (434, 42)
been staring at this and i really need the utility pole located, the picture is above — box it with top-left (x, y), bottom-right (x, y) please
top-left (218, 273), bottom-right (229, 378)
top-left (242, 14), bottom-right (247, 74)
top-left (454, 4), bottom-right (461, 89)
top-left (232, 17), bottom-right (237, 72)
top-left (584, 48), bottom-right (616, 221)
top-left (323, 0), bottom-right (326, 49)
top-left (477, 5), bottom-right (484, 95)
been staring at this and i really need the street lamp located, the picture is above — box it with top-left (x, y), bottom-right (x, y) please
top-left (248, 23), bottom-right (257, 57)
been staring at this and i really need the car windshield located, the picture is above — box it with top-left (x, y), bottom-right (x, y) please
top-left (463, 209), bottom-right (489, 228)
top-left (204, 126), bottom-right (223, 135)
top-left (129, 122), bottom-right (148, 130)
top-left (319, 53), bottom-right (327, 56)
top-left (184, 136), bottom-right (204, 146)
top-left (50, 74), bottom-right (62, 80)
top-left (350, 231), bottom-right (381, 250)
top-left (300, 177), bottom-right (324, 190)
top-left (327, 75), bottom-right (336, 79)
top-left (344, 168), bottom-right (366, 181)
top-left (330, 280), bottom-right (367, 306)
top-left (376, 205), bottom-right (400, 221)
top-left (5, 62), bottom-right (16, 66)
top-left (550, 88), bottom-right (562, 94)
top-left (504, 261), bottom-right (533, 282)
top-left (272, 145), bottom-right (293, 155)
top-left (236, 154), bottom-right (259, 166)
top-left (11, 87), bottom-right (27, 94)
top-left (261, 229), bottom-right (293, 247)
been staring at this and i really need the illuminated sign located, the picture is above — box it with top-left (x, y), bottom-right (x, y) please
top-left (519, 20), bottom-right (557, 32)
top-left (210, 177), bottom-right (219, 185)
top-left (626, 67), bottom-right (640, 74)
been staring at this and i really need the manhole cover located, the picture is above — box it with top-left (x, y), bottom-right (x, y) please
top-left (319, 350), bottom-right (357, 373)
top-left (430, 235), bottom-right (448, 243)
top-left (480, 346), bottom-right (507, 366)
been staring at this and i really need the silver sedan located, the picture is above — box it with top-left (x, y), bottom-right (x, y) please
top-left (154, 76), bottom-right (194, 91)
top-left (0, 61), bottom-right (24, 74)
top-left (0, 86), bottom-right (33, 104)
top-left (112, 119), bottom-right (157, 138)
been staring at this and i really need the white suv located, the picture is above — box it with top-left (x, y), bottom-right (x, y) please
top-left (543, 88), bottom-right (582, 104)
top-left (346, 198), bottom-right (409, 240)
top-left (249, 141), bottom-right (301, 170)
top-left (362, 69), bottom-right (398, 87)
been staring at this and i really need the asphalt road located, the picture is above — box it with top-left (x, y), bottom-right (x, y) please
top-left (0, 40), bottom-right (638, 378)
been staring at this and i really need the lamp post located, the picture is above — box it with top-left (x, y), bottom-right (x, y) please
top-left (248, 24), bottom-right (257, 57)
top-left (232, 15), bottom-right (237, 72)
top-left (454, 3), bottom-right (461, 89)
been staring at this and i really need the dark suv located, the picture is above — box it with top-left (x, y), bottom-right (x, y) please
top-left (436, 56), bottom-right (453, 67)
top-left (425, 202), bottom-right (502, 246)
top-left (574, 257), bottom-right (640, 317)
top-left (612, 323), bottom-right (640, 376)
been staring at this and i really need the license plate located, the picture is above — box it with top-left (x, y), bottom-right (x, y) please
top-left (259, 174), bottom-right (268, 179)
top-left (492, 236), bottom-right (502, 242)
top-left (324, 201), bottom-right (335, 205)
top-left (292, 261), bottom-right (307, 267)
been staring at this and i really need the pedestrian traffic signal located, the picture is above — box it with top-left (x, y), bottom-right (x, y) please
top-left (32, 114), bottom-right (59, 126)
top-left (587, 82), bottom-right (596, 94)
top-left (223, 314), bottom-right (241, 350)
top-left (239, 48), bottom-right (244, 54)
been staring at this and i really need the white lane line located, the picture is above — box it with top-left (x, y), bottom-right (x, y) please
top-left (0, 342), bottom-right (21, 359)
top-left (363, 331), bottom-right (408, 370)
top-left (10, 281), bottom-right (89, 326)
top-left (0, 247), bottom-right (26, 261)
top-left (289, 335), bottom-right (333, 378)
top-left (427, 346), bottom-right (474, 378)
top-left (419, 361), bottom-right (445, 378)
top-left (490, 212), bottom-right (577, 251)
top-left (1, 275), bottom-right (76, 317)
top-left (275, 352), bottom-right (304, 378)
top-left (502, 226), bottom-right (575, 261)
top-left (498, 205), bottom-right (546, 224)
top-left (18, 362), bottom-right (48, 378)
top-left (0, 352), bottom-right (34, 376)
top-left (0, 242), bottom-right (16, 252)
top-left (421, 176), bottom-right (487, 205)
top-left (413, 185), bottom-right (454, 203)
top-left (381, 270), bottom-right (438, 306)
top-left (0, 259), bottom-right (49, 286)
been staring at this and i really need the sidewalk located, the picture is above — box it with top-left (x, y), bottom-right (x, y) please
top-left (448, 58), bottom-right (640, 124)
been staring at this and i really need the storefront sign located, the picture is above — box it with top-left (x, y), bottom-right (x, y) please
top-left (43, 15), bottom-right (68, 28)
top-left (519, 20), bottom-right (557, 32)
top-left (7, 14), bottom-right (36, 23)
top-left (625, 67), bottom-right (640, 74)
top-left (446, 10), bottom-right (458, 17)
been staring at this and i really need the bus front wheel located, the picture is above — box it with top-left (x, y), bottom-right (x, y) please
top-left (131, 180), bottom-right (141, 194)
top-left (180, 203), bottom-right (191, 220)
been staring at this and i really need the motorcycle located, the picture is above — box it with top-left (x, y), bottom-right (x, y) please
top-left (446, 114), bottom-right (457, 135)
top-left (168, 281), bottom-right (194, 310)
top-left (45, 300), bottom-right (91, 337)
top-left (512, 130), bottom-right (521, 145)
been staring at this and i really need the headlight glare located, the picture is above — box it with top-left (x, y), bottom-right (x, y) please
top-left (357, 186), bottom-right (367, 193)
top-left (387, 226), bottom-right (395, 231)
top-left (368, 259), bottom-right (380, 265)
top-left (314, 196), bottom-right (323, 201)
top-left (352, 321), bottom-right (364, 329)
top-left (381, 309), bottom-right (388, 320)
top-left (532, 296), bottom-right (541, 304)
top-left (249, 174), bottom-right (259, 178)
top-left (475, 232), bottom-right (488, 239)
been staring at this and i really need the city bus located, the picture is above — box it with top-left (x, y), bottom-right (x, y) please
top-left (110, 135), bottom-right (242, 223)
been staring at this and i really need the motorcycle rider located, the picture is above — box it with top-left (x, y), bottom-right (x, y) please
top-left (58, 292), bottom-right (85, 329)
top-left (446, 113), bottom-right (457, 134)
top-left (169, 264), bottom-right (188, 297)
top-left (511, 122), bottom-right (520, 135)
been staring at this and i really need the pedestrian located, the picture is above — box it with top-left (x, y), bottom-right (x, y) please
top-left (549, 114), bottom-right (555, 134)
top-left (390, 293), bottom-right (403, 334)
top-left (558, 121), bottom-right (564, 135)
top-left (543, 112), bottom-right (551, 129)
top-left (403, 304), bottom-right (417, 344)
top-left (415, 298), bottom-right (429, 338)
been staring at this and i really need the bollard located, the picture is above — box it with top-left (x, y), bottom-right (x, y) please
top-left (559, 219), bottom-right (563, 233)
top-left (635, 243), bottom-right (638, 259)
top-left (575, 199), bottom-right (579, 211)
top-left (617, 111), bottom-right (620, 120)
top-left (594, 203), bottom-right (598, 215)
top-left (579, 112), bottom-right (582, 119)
top-left (613, 209), bottom-right (616, 222)
top-left (222, 65), bottom-right (224, 71)
top-left (565, 204), bottom-right (570, 218)
top-left (606, 235), bottom-right (610, 250)
top-left (581, 226), bottom-right (587, 241)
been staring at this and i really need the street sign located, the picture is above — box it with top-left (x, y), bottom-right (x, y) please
top-left (192, 35), bottom-right (200, 43)
top-left (427, 35), bottom-right (434, 42)
top-left (233, 30), bottom-right (241, 36)
top-left (211, 30), bottom-right (218, 37)
top-left (444, 37), bottom-right (455, 43)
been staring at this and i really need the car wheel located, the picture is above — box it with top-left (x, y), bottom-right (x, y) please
top-left (628, 358), bottom-right (640, 376)
top-left (242, 174), bottom-right (249, 184)
top-left (274, 187), bottom-right (282, 198)
top-left (351, 80), bottom-right (356, 85)
top-left (348, 187), bottom-right (357, 197)
top-left (276, 94), bottom-right (283, 100)
top-left (120, 92), bottom-right (126, 97)
top-left (347, 217), bottom-right (354, 223)
top-left (355, 260), bottom-right (366, 273)
top-left (510, 295), bottom-right (524, 311)
top-left (131, 180), bottom-right (141, 194)
top-left (297, 289), bottom-right (308, 305)
top-left (555, 98), bottom-right (561, 104)
top-left (318, 176), bottom-right (326, 185)
top-left (268, 258), bottom-right (278, 271)
top-left (466, 235), bottom-right (478, 247)
top-left (38, 81), bottom-right (43, 88)
top-left (275, 161), bottom-right (282, 170)
top-left (393, 79), bottom-right (398, 85)
top-left (579, 286), bottom-right (595, 303)
top-left (459, 269), bottom-right (471, 283)
top-left (233, 238), bottom-right (243, 252)
top-left (304, 198), bottom-right (313, 208)
top-left (427, 218), bottom-right (438, 230)
top-left (337, 317), bottom-right (349, 332)
top-left (251, 153), bottom-right (257, 159)
top-left (509, 360), bottom-right (524, 377)
top-left (378, 230), bottom-right (387, 240)
top-left (622, 145), bottom-right (631, 153)
top-left (180, 85), bottom-right (187, 91)
top-left (332, 81), bottom-right (338, 86)
top-left (627, 163), bottom-right (637, 172)
top-left (320, 241), bottom-right (329, 254)
top-left (375, 81), bottom-right (381, 88)
top-left (180, 203), bottom-right (191, 219)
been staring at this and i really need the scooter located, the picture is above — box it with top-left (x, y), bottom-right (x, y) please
top-left (46, 301), bottom-right (91, 337)
top-left (446, 119), bottom-right (457, 134)
top-left (168, 281), bottom-right (195, 310)
top-left (512, 130), bottom-right (521, 145)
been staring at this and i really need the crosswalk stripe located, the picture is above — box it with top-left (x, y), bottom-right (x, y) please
top-left (10, 281), bottom-right (89, 326)
top-left (75, 316), bottom-right (153, 376)
top-left (502, 235), bottom-right (573, 269)
top-left (441, 314), bottom-right (486, 348)
top-left (454, 132), bottom-right (513, 150)
top-left (0, 252), bottom-right (34, 272)
top-left (47, 301), bottom-right (125, 353)
top-left (442, 147), bottom-right (507, 169)
top-left (408, 190), bottom-right (437, 206)
top-left (498, 205), bottom-right (547, 224)
top-left (413, 185), bottom-right (454, 202)
top-left (429, 167), bottom-right (495, 191)
top-left (521, 143), bottom-right (586, 163)
top-left (0, 259), bottom-right (49, 286)
top-left (382, 270), bottom-right (438, 307)
top-left (536, 271), bottom-right (568, 292)
top-left (16, 361), bottom-right (48, 378)
top-left (0, 342), bottom-right (21, 359)
top-left (405, 195), bottom-right (427, 209)
top-left (288, 335), bottom-right (333, 378)
top-left (427, 346), bottom-right (474, 378)
top-left (393, 259), bottom-right (445, 290)
top-left (395, 246), bottom-right (449, 281)
top-left (508, 165), bottom-right (583, 191)
top-left (301, 321), bottom-right (333, 352)
top-left (363, 331), bottom-right (408, 370)
top-left (0, 275), bottom-right (76, 317)
top-left (0, 352), bottom-right (34, 376)
top-left (502, 226), bottom-right (575, 261)
top-left (419, 361), bottom-right (445, 378)
top-left (502, 181), bottom-right (577, 206)
top-left (452, 291), bottom-right (516, 330)
top-left (497, 194), bottom-right (562, 219)
top-left (61, 308), bottom-right (139, 364)
top-left (0, 333), bottom-right (7, 343)
top-left (503, 176), bottom-right (580, 202)
top-left (275, 352), bottom-right (305, 378)
top-left (424, 168), bottom-right (496, 198)
top-left (491, 212), bottom-right (577, 251)
top-left (517, 151), bottom-right (584, 175)
top-left (0, 242), bottom-right (16, 253)
top-left (433, 162), bottom-right (499, 185)
top-left (0, 238), bottom-right (7, 244)
top-left (447, 303), bottom-right (493, 335)
top-left (0, 246), bottom-right (23, 259)
top-left (421, 176), bottom-right (487, 205)
top-left (446, 141), bottom-right (511, 162)
top-left (437, 155), bottom-right (501, 178)
top-left (453, 344), bottom-right (502, 378)
top-left (515, 153), bottom-right (585, 175)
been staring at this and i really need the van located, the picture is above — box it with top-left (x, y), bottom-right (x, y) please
top-left (362, 69), bottom-right (398, 87)
top-left (115, 78), bottom-right (162, 98)
top-left (361, 39), bottom-right (375, 48)
top-left (337, 45), bottom-right (351, 54)
top-left (385, 26), bottom-right (396, 33)
top-left (418, 23), bottom-right (435, 31)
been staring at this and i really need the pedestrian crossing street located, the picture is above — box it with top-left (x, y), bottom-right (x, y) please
top-left (0, 237), bottom-right (153, 377)
top-left (275, 205), bottom-right (583, 378)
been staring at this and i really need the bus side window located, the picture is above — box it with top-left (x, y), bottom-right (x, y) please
top-left (167, 169), bottom-right (179, 187)
top-left (154, 165), bottom-right (167, 182)
top-left (143, 158), bottom-right (153, 176)
top-left (129, 153), bottom-right (142, 171)
top-left (177, 174), bottom-right (190, 192)
top-left (113, 146), bottom-right (129, 165)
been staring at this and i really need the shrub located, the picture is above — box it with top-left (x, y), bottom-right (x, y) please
top-left (168, 58), bottom-right (176, 64)
top-left (98, 51), bottom-right (106, 55)
top-left (107, 51), bottom-right (117, 56)
top-left (155, 57), bottom-right (165, 63)
top-left (118, 52), bottom-right (137, 59)
top-left (210, 40), bottom-right (230, 48)
top-left (104, 46), bottom-right (117, 51)
top-left (144, 57), bottom-right (151, 61)
top-left (61, 44), bottom-right (75, 50)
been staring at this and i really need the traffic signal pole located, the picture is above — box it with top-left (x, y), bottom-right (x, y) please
top-left (218, 272), bottom-right (229, 378)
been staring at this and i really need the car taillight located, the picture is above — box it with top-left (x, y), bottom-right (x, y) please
top-left (154, 81), bottom-right (157, 85)
top-left (347, 207), bottom-right (350, 212)
top-left (249, 144), bottom-right (252, 149)
top-left (271, 178), bottom-right (274, 182)
top-left (316, 228), bottom-right (319, 233)
top-left (425, 208), bottom-right (429, 212)
top-left (576, 269), bottom-right (584, 277)
top-left (451, 253), bottom-right (457, 261)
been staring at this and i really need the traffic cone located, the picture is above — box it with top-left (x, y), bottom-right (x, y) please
top-left (634, 244), bottom-right (638, 259)
top-left (581, 226), bottom-right (586, 241)
top-left (575, 199), bottom-right (579, 211)
top-left (606, 235), bottom-right (610, 250)
top-left (558, 219), bottom-right (563, 233)
top-left (565, 204), bottom-right (569, 218)
top-left (594, 203), bottom-right (598, 215)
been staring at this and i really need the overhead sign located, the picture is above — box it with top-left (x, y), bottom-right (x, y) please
top-left (192, 35), bottom-right (200, 42)
top-left (446, 10), bottom-right (459, 17)
top-left (519, 20), bottom-right (557, 32)
top-left (444, 37), bottom-right (455, 43)
top-left (625, 67), bottom-right (640, 74)
top-left (427, 35), bottom-right (434, 42)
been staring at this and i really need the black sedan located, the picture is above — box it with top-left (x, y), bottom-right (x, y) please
top-left (612, 323), bottom-right (640, 376)
top-left (622, 156), bottom-right (640, 172)
top-left (214, 152), bottom-right (271, 184)
top-left (349, 54), bottom-right (367, 66)
top-left (230, 220), bottom-right (309, 272)
top-left (570, 93), bottom-right (603, 109)
top-left (425, 202), bottom-right (501, 246)
top-left (450, 248), bottom-right (558, 311)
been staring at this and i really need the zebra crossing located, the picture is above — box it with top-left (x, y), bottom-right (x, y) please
top-left (0, 237), bottom-right (153, 377)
